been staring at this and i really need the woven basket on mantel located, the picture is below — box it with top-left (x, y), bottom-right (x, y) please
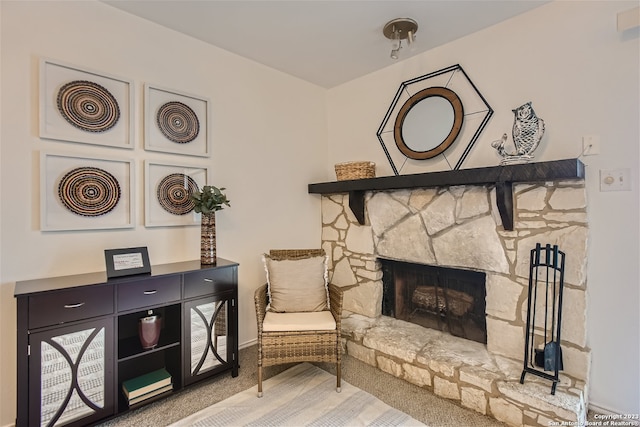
top-left (334, 161), bottom-right (376, 181)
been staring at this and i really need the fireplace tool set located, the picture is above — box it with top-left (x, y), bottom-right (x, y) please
top-left (520, 243), bottom-right (566, 395)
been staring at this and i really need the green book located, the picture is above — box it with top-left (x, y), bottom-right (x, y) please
top-left (122, 368), bottom-right (172, 399)
top-left (128, 383), bottom-right (173, 406)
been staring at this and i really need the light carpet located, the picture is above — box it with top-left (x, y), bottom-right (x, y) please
top-left (169, 362), bottom-right (426, 426)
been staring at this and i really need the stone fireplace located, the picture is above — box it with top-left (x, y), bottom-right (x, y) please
top-left (319, 179), bottom-right (590, 426)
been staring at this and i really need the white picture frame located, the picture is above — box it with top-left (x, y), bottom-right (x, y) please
top-left (40, 152), bottom-right (134, 231)
top-left (39, 58), bottom-right (134, 149)
top-left (144, 84), bottom-right (211, 157)
top-left (145, 161), bottom-right (209, 227)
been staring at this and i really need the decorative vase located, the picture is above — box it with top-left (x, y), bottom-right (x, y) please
top-left (200, 212), bottom-right (216, 265)
top-left (139, 312), bottom-right (162, 350)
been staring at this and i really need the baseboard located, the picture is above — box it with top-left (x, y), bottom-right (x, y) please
top-left (239, 338), bottom-right (257, 350)
top-left (1, 422), bottom-right (15, 427)
top-left (589, 401), bottom-right (630, 416)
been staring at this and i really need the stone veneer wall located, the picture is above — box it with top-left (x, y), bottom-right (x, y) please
top-left (321, 181), bottom-right (591, 423)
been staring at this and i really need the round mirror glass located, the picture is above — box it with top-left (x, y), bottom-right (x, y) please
top-left (394, 87), bottom-right (464, 160)
top-left (402, 96), bottom-right (454, 152)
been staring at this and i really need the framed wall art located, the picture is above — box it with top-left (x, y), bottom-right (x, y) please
top-left (144, 84), bottom-right (211, 157)
top-left (40, 152), bottom-right (134, 231)
top-left (39, 58), bottom-right (134, 149)
top-left (145, 161), bottom-right (209, 227)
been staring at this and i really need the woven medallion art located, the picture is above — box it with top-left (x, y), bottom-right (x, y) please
top-left (157, 173), bottom-right (199, 215)
top-left (156, 102), bottom-right (200, 143)
top-left (58, 167), bottom-right (121, 216)
top-left (56, 80), bottom-right (120, 132)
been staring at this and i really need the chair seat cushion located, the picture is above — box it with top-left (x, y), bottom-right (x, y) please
top-left (263, 310), bottom-right (336, 332)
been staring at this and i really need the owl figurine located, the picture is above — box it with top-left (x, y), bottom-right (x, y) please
top-left (492, 101), bottom-right (545, 165)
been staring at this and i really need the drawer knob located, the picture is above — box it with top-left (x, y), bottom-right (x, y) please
top-left (63, 302), bottom-right (85, 309)
top-left (143, 290), bottom-right (158, 295)
top-left (204, 278), bottom-right (214, 283)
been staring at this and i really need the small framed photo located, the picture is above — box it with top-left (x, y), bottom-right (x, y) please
top-left (41, 152), bottom-right (134, 231)
top-left (145, 161), bottom-right (209, 227)
top-left (105, 247), bottom-right (151, 278)
top-left (39, 58), bottom-right (134, 149)
top-left (144, 84), bottom-right (211, 157)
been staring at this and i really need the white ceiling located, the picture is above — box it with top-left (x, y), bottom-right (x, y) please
top-left (102, 0), bottom-right (549, 88)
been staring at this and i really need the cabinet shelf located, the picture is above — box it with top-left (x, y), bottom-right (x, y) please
top-left (117, 336), bottom-right (181, 362)
top-left (124, 389), bottom-right (174, 411)
top-left (116, 340), bottom-right (182, 413)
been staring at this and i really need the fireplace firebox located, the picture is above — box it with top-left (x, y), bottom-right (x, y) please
top-left (380, 258), bottom-right (487, 344)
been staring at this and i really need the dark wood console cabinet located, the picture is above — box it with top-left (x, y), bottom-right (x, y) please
top-left (15, 259), bottom-right (239, 427)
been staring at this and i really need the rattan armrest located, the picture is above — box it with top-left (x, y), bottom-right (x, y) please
top-left (328, 283), bottom-right (344, 331)
top-left (254, 283), bottom-right (268, 333)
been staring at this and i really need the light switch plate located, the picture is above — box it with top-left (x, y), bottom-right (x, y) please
top-left (600, 168), bottom-right (631, 191)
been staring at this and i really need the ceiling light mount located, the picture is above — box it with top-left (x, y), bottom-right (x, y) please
top-left (383, 18), bottom-right (418, 60)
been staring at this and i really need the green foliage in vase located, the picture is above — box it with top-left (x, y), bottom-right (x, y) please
top-left (190, 185), bottom-right (230, 214)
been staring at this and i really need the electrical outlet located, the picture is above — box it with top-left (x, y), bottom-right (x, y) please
top-left (582, 135), bottom-right (600, 156)
top-left (600, 168), bottom-right (631, 192)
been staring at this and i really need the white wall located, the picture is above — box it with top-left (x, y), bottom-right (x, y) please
top-left (327, 0), bottom-right (639, 415)
top-left (0, 1), bottom-right (327, 424)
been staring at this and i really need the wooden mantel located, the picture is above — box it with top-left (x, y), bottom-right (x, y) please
top-left (308, 158), bottom-right (585, 230)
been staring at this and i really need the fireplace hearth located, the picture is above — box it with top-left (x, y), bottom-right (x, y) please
top-left (381, 258), bottom-right (487, 344)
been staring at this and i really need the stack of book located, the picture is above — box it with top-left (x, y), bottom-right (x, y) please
top-left (122, 368), bottom-right (172, 407)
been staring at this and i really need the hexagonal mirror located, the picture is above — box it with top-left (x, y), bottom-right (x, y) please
top-left (377, 64), bottom-right (493, 175)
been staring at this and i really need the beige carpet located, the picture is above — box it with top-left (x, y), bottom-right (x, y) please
top-left (169, 362), bottom-right (425, 426)
top-left (99, 344), bottom-right (506, 427)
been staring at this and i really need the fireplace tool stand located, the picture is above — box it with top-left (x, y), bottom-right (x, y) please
top-left (520, 243), bottom-right (565, 395)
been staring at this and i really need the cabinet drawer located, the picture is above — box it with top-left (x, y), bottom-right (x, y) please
top-left (117, 276), bottom-right (180, 312)
top-left (29, 284), bottom-right (113, 329)
top-left (184, 268), bottom-right (235, 299)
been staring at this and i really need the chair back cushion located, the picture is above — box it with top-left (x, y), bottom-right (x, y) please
top-left (263, 250), bottom-right (329, 312)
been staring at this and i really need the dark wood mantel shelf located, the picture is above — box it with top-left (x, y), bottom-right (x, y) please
top-left (308, 158), bottom-right (585, 230)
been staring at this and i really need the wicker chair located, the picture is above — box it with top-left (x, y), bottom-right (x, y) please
top-left (254, 249), bottom-right (343, 397)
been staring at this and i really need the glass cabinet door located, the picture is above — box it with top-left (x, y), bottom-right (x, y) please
top-left (30, 318), bottom-right (114, 427)
top-left (184, 297), bottom-right (229, 384)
